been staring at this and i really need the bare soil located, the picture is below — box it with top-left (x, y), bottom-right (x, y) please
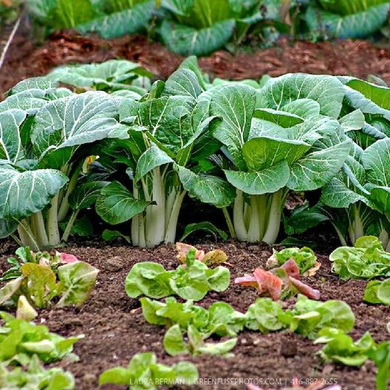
top-left (0, 238), bottom-right (389, 390)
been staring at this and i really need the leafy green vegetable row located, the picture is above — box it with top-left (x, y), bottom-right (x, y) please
top-left (0, 311), bottom-right (198, 389)
top-left (1, 56), bottom-right (390, 249)
top-left (0, 248), bottom-right (99, 319)
top-left (25, 1), bottom-right (390, 56)
top-left (0, 312), bottom-right (79, 389)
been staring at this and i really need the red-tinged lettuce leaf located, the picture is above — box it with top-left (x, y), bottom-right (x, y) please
top-left (176, 243), bottom-right (205, 264)
top-left (290, 277), bottom-right (321, 300)
top-left (253, 268), bottom-right (283, 301)
top-left (58, 253), bottom-right (79, 264)
top-left (234, 274), bottom-right (257, 288)
top-left (280, 258), bottom-right (300, 279)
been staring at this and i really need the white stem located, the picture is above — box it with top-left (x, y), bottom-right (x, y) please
top-left (138, 213), bottom-right (146, 248)
top-left (145, 167), bottom-right (166, 248)
top-left (131, 184), bottom-right (140, 247)
top-left (62, 210), bottom-right (80, 242)
top-left (233, 190), bottom-right (248, 241)
top-left (222, 207), bottom-right (236, 239)
top-left (262, 190), bottom-right (283, 245)
top-left (379, 229), bottom-right (389, 249)
top-left (348, 225), bottom-right (356, 245)
top-left (333, 225), bottom-right (348, 246)
top-left (165, 188), bottom-right (177, 230)
top-left (353, 205), bottom-right (364, 241)
top-left (247, 195), bottom-right (260, 243)
top-left (17, 219), bottom-right (39, 251)
top-left (58, 163), bottom-right (81, 222)
top-left (31, 212), bottom-right (49, 248)
top-left (46, 194), bottom-right (61, 247)
top-left (164, 190), bottom-right (187, 244)
top-left (257, 195), bottom-right (267, 240)
top-left (10, 234), bottom-right (23, 247)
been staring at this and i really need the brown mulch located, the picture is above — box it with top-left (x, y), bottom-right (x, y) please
top-left (2, 29), bottom-right (390, 96)
top-left (0, 239), bottom-right (389, 390)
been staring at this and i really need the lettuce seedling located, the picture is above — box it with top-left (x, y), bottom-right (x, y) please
top-left (125, 248), bottom-right (230, 301)
top-left (245, 298), bottom-right (289, 333)
top-left (245, 295), bottom-right (355, 340)
top-left (367, 341), bottom-right (390, 390)
top-left (141, 297), bottom-right (242, 356)
top-left (99, 352), bottom-right (198, 389)
top-left (0, 248), bottom-right (99, 312)
top-left (330, 236), bottom-right (390, 280)
top-left (163, 324), bottom-right (237, 356)
top-left (235, 259), bottom-right (320, 301)
top-left (0, 312), bottom-right (82, 365)
top-left (314, 328), bottom-right (376, 366)
top-left (266, 247), bottom-right (318, 275)
top-left (0, 355), bottom-right (75, 390)
top-left (364, 279), bottom-right (390, 306)
top-left (141, 297), bottom-right (246, 338)
top-left (290, 295), bottom-right (355, 340)
top-left (176, 242), bottom-right (229, 267)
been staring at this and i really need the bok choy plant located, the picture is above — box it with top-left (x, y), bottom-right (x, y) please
top-left (287, 77), bottom-right (390, 247)
top-left (206, 74), bottom-right (352, 244)
top-left (306, 0), bottom-right (390, 39)
top-left (47, 59), bottom-right (153, 95)
top-left (95, 60), bottom-right (235, 247)
top-left (159, 0), bottom-right (261, 55)
top-left (0, 77), bottom-right (128, 250)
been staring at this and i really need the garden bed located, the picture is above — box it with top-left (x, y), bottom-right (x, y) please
top-left (1, 239), bottom-right (388, 390)
top-left (2, 28), bottom-right (390, 96)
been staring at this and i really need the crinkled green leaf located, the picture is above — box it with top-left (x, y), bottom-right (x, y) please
top-left (56, 261), bottom-right (99, 307)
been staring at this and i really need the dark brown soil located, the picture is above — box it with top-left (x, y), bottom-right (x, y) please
top-left (2, 28), bottom-right (390, 96)
top-left (1, 239), bottom-right (389, 390)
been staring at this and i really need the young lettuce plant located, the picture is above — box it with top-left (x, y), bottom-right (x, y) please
top-left (0, 248), bottom-right (99, 315)
top-left (164, 323), bottom-right (238, 356)
top-left (329, 236), bottom-right (390, 280)
top-left (364, 278), bottom-right (390, 306)
top-left (95, 63), bottom-right (235, 247)
top-left (266, 246), bottom-right (318, 275)
top-left (206, 74), bottom-right (351, 244)
top-left (315, 327), bottom-right (390, 390)
top-left (99, 352), bottom-right (198, 389)
top-left (0, 355), bottom-right (75, 390)
top-left (244, 295), bottom-right (355, 340)
top-left (125, 248), bottom-right (230, 301)
top-left (0, 311), bottom-right (82, 365)
top-left (141, 297), bottom-right (246, 338)
top-left (0, 77), bottom-right (128, 250)
top-left (235, 258), bottom-right (320, 300)
top-left (141, 297), bottom-right (245, 357)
